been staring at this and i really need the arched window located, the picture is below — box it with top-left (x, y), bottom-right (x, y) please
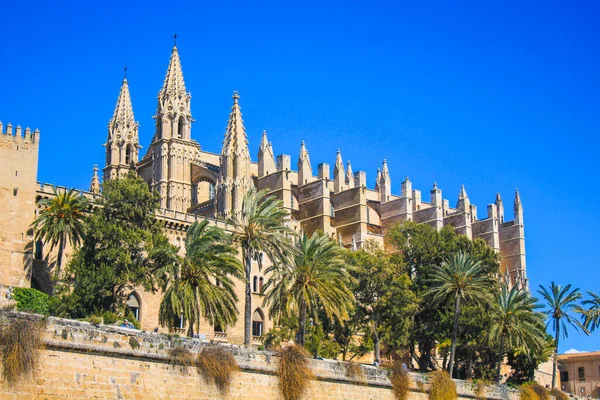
top-left (253, 276), bottom-right (258, 293)
top-left (252, 309), bottom-right (264, 337)
top-left (177, 117), bottom-right (185, 139)
top-left (209, 183), bottom-right (216, 200)
top-left (156, 117), bottom-right (162, 139)
top-left (259, 277), bottom-right (264, 293)
top-left (125, 144), bottom-right (132, 165)
top-left (330, 204), bottom-right (335, 217)
top-left (126, 292), bottom-right (141, 322)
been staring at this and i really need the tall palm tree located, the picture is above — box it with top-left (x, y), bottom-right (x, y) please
top-left (489, 285), bottom-right (546, 383)
top-left (581, 291), bottom-right (600, 333)
top-left (262, 232), bottom-right (355, 346)
top-left (227, 188), bottom-right (293, 347)
top-left (32, 187), bottom-right (89, 277)
top-left (537, 282), bottom-right (587, 389)
top-left (159, 220), bottom-right (243, 337)
top-left (426, 251), bottom-right (494, 377)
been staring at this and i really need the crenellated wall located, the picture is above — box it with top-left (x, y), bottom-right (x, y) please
top-left (0, 312), bottom-right (520, 400)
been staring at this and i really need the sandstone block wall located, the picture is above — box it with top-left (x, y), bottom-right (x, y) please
top-left (0, 312), bottom-right (519, 400)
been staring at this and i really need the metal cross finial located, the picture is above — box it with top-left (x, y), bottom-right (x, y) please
top-left (124, 66), bottom-right (127, 79)
top-left (174, 33), bottom-right (177, 46)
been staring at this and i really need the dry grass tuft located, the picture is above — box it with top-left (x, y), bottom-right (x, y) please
top-left (473, 379), bottom-right (489, 400)
top-left (278, 345), bottom-right (313, 400)
top-left (0, 317), bottom-right (45, 386)
top-left (196, 346), bottom-right (239, 394)
top-left (525, 383), bottom-right (548, 400)
top-left (168, 346), bottom-right (194, 373)
top-left (346, 362), bottom-right (366, 382)
top-left (416, 380), bottom-right (426, 393)
top-left (390, 361), bottom-right (410, 400)
top-left (519, 383), bottom-right (541, 400)
top-left (429, 370), bottom-right (457, 400)
top-left (549, 388), bottom-right (569, 400)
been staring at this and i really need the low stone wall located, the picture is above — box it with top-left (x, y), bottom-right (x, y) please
top-left (0, 312), bottom-right (519, 400)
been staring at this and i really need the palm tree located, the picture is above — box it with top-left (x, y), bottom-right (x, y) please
top-left (489, 285), bottom-right (546, 383)
top-left (227, 188), bottom-right (293, 347)
top-left (426, 251), bottom-right (494, 377)
top-left (581, 291), bottom-right (600, 333)
top-left (159, 220), bottom-right (243, 337)
top-left (32, 187), bottom-right (89, 277)
top-left (537, 282), bottom-right (587, 389)
top-left (262, 232), bottom-right (355, 346)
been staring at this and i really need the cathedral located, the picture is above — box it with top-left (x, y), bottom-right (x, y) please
top-left (0, 43), bottom-right (527, 343)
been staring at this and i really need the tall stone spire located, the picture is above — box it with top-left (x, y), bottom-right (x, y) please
top-left (258, 130), bottom-right (276, 177)
top-left (514, 189), bottom-right (523, 224)
top-left (154, 43), bottom-right (192, 141)
top-left (298, 141), bottom-right (312, 186)
top-left (378, 159), bottom-right (391, 202)
top-left (346, 160), bottom-right (355, 189)
top-left (90, 165), bottom-right (101, 194)
top-left (333, 149), bottom-right (345, 192)
top-left (457, 185), bottom-right (470, 211)
top-left (495, 193), bottom-right (504, 223)
top-left (217, 91), bottom-right (252, 216)
top-left (103, 74), bottom-right (139, 181)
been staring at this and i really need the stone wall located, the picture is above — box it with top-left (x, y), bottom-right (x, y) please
top-left (0, 312), bottom-right (519, 400)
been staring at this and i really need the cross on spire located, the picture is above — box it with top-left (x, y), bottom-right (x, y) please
top-left (124, 66), bottom-right (127, 80)
top-left (174, 33), bottom-right (177, 47)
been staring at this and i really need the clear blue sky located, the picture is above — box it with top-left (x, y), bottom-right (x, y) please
top-left (2, 1), bottom-right (598, 351)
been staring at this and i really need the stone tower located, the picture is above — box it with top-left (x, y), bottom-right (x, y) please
top-left (217, 92), bottom-right (252, 216)
top-left (0, 122), bottom-right (40, 294)
top-left (103, 75), bottom-right (139, 181)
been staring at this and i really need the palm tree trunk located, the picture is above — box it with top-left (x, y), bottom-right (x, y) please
top-left (448, 295), bottom-right (461, 377)
top-left (373, 326), bottom-right (381, 364)
top-left (552, 321), bottom-right (560, 389)
top-left (298, 298), bottom-right (307, 346)
top-left (495, 333), bottom-right (505, 383)
top-left (244, 252), bottom-right (252, 347)
top-left (187, 321), bottom-right (194, 338)
top-left (56, 233), bottom-right (65, 278)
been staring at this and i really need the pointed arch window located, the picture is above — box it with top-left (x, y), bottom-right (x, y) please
top-left (126, 292), bottom-right (141, 322)
top-left (125, 144), bottom-right (133, 165)
top-left (253, 276), bottom-right (258, 293)
top-left (177, 116), bottom-right (185, 139)
top-left (259, 277), bottom-right (264, 293)
top-left (252, 309), bottom-right (264, 337)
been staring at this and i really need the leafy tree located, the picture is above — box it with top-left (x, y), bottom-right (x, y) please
top-left (32, 187), bottom-right (89, 277)
top-left (537, 282), bottom-right (587, 389)
top-left (159, 220), bottom-right (243, 337)
top-left (346, 240), bottom-right (417, 364)
top-left (58, 173), bottom-right (178, 317)
top-left (263, 232), bottom-right (354, 346)
top-left (506, 335), bottom-right (554, 385)
top-left (488, 285), bottom-right (546, 383)
top-left (426, 251), bottom-right (495, 377)
top-left (581, 290), bottom-right (600, 333)
top-left (227, 188), bottom-right (293, 347)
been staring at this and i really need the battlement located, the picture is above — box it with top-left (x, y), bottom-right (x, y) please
top-left (0, 121), bottom-right (39, 144)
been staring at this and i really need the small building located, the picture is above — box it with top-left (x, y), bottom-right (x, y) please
top-left (558, 351), bottom-right (600, 398)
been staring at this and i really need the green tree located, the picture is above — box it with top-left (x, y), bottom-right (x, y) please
top-left (58, 173), bottom-right (178, 317)
top-left (581, 291), bottom-right (600, 333)
top-left (427, 251), bottom-right (495, 377)
top-left (346, 240), bottom-right (417, 364)
top-left (537, 282), bottom-right (587, 389)
top-left (159, 220), bottom-right (243, 337)
top-left (32, 187), bottom-right (89, 277)
top-left (262, 232), bottom-right (354, 346)
top-left (227, 188), bottom-right (292, 347)
top-left (488, 285), bottom-right (546, 383)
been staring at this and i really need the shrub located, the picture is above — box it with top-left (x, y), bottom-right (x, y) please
top-left (519, 384), bottom-right (540, 400)
top-left (129, 337), bottom-right (140, 350)
top-left (549, 388), bottom-right (569, 400)
top-left (102, 311), bottom-right (118, 325)
top-left (0, 317), bottom-right (45, 386)
top-left (12, 288), bottom-right (49, 315)
top-left (529, 383), bottom-right (550, 400)
top-left (168, 346), bottom-right (194, 373)
top-left (196, 346), bottom-right (239, 394)
top-left (390, 361), bottom-right (410, 400)
top-left (87, 315), bottom-right (102, 325)
top-left (473, 379), bottom-right (490, 400)
top-left (429, 371), bottom-right (457, 400)
top-left (346, 362), bottom-right (365, 382)
top-left (277, 345), bottom-right (313, 400)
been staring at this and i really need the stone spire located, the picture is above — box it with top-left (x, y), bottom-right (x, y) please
top-left (333, 149), bottom-right (345, 192)
top-left (378, 159), bottom-right (391, 202)
top-left (457, 185), bottom-right (470, 211)
top-left (258, 130), bottom-right (276, 177)
top-left (154, 43), bottom-right (192, 141)
top-left (217, 91), bottom-right (252, 216)
top-left (90, 165), bottom-right (101, 194)
top-left (298, 141), bottom-right (312, 186)
top-left (345, 160), bottom-right (355, 189)
top-left (103, 75), bottom-right (139, 182)
top-left (495, 193), bottom-right (504, 223)
top-left (514, 189), bottom-right (523, 224)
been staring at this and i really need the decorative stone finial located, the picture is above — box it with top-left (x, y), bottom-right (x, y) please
top-left (233, 91), bottom-right (240, 103)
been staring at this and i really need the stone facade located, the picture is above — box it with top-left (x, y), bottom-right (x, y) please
top-left (558, 351), bottom-right (600, 397)
top-left (0, 311), bottom-right (519, 400)
top-left (0, 43), bottom-right (528, 344)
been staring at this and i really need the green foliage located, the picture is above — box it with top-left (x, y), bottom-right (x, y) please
top-left (57, 173), bottom-right (178, 318)
top-left (101, 311), bottom-right (118, 325)
top-left (519, 383), bottom-right (540, 400)
top-left (0, 318), bottom-right (46, 386)
top-left (227, 187), bottom-right (293, 346)
top-left (277, 345), bottom-right (313, 400)
top-left (429, 370), bottom-right (457, 400)
top-left (12, 288), bottom-right (49, 315)
top-left (263, 232), bottom-right (354, 346)
top-left (506, 335), bottom-right (554, 385)
top-left (196, 347), bottom-right (239, 393)
top-left (128, 337), bottom-right (140, 350)
top-left (124, 310), bottom-right (141, 330)
top-left (87, 315), bottom-right (102, 325)
top-left (390, 361), bottom-right (410, 400)
top-left (32, 186), bottom-right (89, 276)
top-left (304, 324), bottom-right (340, 359)
top-left (159, 220), bottom-right (242, 337)
top-left (581, 290), bottom-right (600, 333)
top-left (527, 383), bottom-right (550, 400)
